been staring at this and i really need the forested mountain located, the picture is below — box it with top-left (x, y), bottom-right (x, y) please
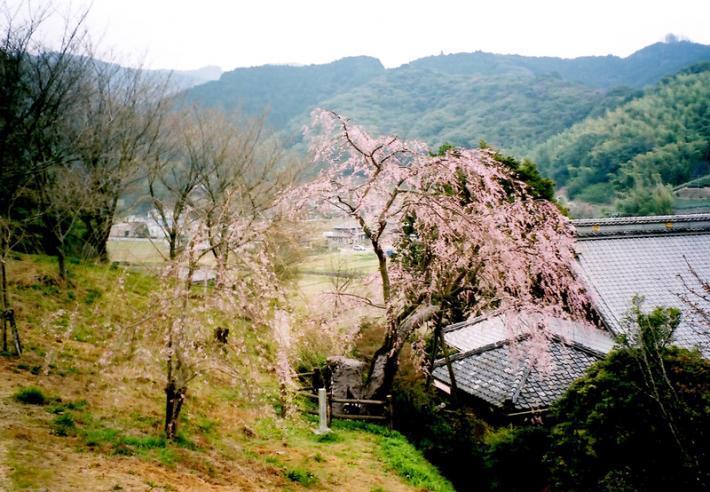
top-left (184, 40), bottom-right (708, 154)
top-left (317, 69), bottom-right (635, 156)
top-left (182, 40), bottom-right (710, 212)
top-left (531, 63), bottom-right (710, 204)
top-left (184, 56), bottom-right (385, 128)
top-left (408, 40), bottom-right (710, 88)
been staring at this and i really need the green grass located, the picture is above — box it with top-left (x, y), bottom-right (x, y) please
top-left (13, 386), bottom-right (48, 405)
top-left (81, 423), bottom-right (195, 462)
top-left (332, 420), bottom-right (455, 492)
top-left (297, 250), bottom-right (379, 275)
top-left (51, 414), bottom-right (77, 436)
top-left (7, 446), bottom-right (54, 489)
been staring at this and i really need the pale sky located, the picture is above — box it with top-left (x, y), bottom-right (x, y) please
top-left (23, 0), bottom-right (710, 71)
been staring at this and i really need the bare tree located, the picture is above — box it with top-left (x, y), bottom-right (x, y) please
top-left (73, 56), bottom-right (169, 262)
top-left (0, 2), bottom-right (89, 211)
top-left (33, 163), bottom-right (94, 279)
top-left (0, 1), bottom-right (91, 347)
top-left (192, 111), bottom-right (294, 286)
top-left (147, 109), bottom-right (207, 260)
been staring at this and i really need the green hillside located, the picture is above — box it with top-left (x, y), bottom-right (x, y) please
top-left (184, 41), bottom-right (709, 155)
top-left (183, 41), bottom-right (710, 212)
top-left (318, 68), bottom-right (634, 156)
top-left (0, 254), bottom-right (451, 491)
top-left (184, 56), bottom-right (385, 129)
top-left (531, 63), bottom-right (710, 204)
top-left (408, 40), bottom-right (710, 88)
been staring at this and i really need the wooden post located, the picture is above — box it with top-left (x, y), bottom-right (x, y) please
top-left (2, 311), bottom-right (7, 353)
top-left (315, 388), bottom-right (331, 434)
top-left (2, 256), bottom-right (9, 352)
top-left (386, 394), bottom-right (394, 429)
top-left (8, 310), bottom-right (20, 355)
top-left (327, 386), bottom-right (333, 426)
top-left (425, 324), bottom-right (441, 390)
top-left (439, 329), bottom-right (459, 408)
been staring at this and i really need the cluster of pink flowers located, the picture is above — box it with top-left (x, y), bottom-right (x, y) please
top-left (293, 110), bottom-right (594, 370)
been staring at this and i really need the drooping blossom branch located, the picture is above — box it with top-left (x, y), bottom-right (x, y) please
top-left (290, 110), bottom-right (594, 398)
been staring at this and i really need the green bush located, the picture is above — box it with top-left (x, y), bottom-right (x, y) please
top-left (391, 380), bottom-right (485, 490)
top-left (285, 467), bottom-right (318, 487)
top-left (483, 426), bottom-right (549, 491)
top-left (313, 431), bottom-right (342, 443)
top-left (547, 304), bottom-right (710, 491)
top-left (13, 386), bottom-right (47, 405)
top-left (52, 414), bottom-right (77, 436)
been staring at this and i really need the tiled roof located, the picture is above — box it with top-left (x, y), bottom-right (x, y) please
top-left (573, 214), bottom-right (710, 357)
top-left (443, 313), bottom-right (614, 355)
top-left (574, 214), bottom-right (710, 238)
top-left (432, 337), bottom-right (600, 412)
top-left (434, 214), bottom-right (710, 412)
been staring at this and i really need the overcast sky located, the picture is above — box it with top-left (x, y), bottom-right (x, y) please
top-left (27, 0), bottom-right (710, 71)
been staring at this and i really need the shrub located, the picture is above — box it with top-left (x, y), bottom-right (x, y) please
top-left (392, 380), bottom-right (486, 490)
top-left (483, 425), bottom-right (549, 491)
top-left (547, 304), bottom-right (710, 491)
top-left (13, 387), bottom-right (47, 405)
top-left (285, 468), bottom-right (317, 487)
top-left (314, 431), bottom-right (342, 443)
top-left (52, 414), bottom-right (77, 436)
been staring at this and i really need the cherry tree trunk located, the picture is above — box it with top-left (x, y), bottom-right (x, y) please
top-left (164, 381), bottom-right (187, 440)
top-left (363, 304), bottom-right (440, 399)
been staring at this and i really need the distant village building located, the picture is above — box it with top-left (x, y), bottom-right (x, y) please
top-left (109, 221), bottom-right (150, 239)
top-left (109, 213), bottom-right (171, 240)
top-left (324, 221), bottom-right (367, 247)
top-left (432, 214), bottom-right (710, 419)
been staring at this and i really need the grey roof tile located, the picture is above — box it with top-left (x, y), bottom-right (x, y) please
top-left (575, 230), bottom-right (710, 357)
top-left (435, 214), bottom-right (710, 413)
top-left (433, 338), bottom-right (600, 411)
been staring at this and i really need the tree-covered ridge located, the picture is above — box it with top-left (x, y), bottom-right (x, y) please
top-left (181, 41), bottom-right (710, 212)
top-left (408, 40), bottom-right (710, 88)
top-left (184, 56), bottom-right (385, 128)
top-left (318, 68), bottom-right (636, 156)
top-left (531, 63), bottom-right (710, 204)
top-left (182, 40), bottom-right (709, 163)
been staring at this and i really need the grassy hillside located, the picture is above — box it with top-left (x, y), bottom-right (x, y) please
top-left (531, 63), bottom-right (710, 204)
top-left (0, 254), bottom-right (451, 491)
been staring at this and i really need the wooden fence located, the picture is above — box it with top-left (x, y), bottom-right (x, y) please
top-left (294, 371), bottom-right (394, 428)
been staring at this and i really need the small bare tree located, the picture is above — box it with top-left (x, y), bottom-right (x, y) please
top-left (192, 111), bottom-right (295, 286)
top-left (147, 109), bottom-right (208, 260)
top-left (33, 164), bottom-right (94, 280)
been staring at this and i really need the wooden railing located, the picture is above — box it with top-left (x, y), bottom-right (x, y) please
top-left (294, 371), bottom-right (393, 428)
